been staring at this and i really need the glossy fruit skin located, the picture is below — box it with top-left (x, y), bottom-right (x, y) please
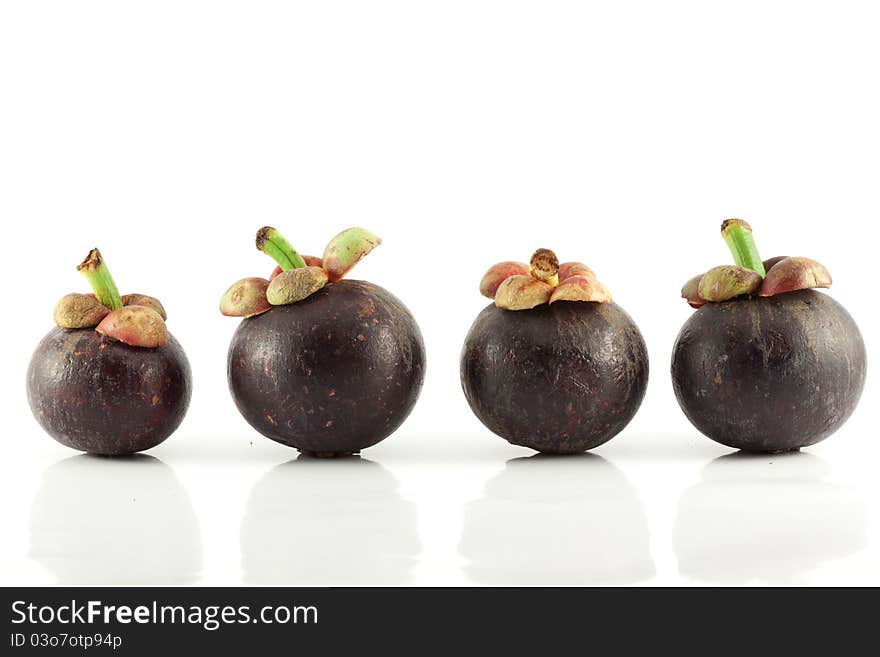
top-left (671, 290), bottom-right (866, 452)
top-left (27, 328), bottom-right (192, 455)
top-left (460, 301), bottom-right (649, 454)
top-left (228, 280), bottom-right (425, 455)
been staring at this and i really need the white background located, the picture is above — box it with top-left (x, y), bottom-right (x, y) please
top-left (1, 1), bottom-right (877, 585)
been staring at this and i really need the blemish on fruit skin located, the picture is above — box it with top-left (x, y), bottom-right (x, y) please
top-left (713, 354), bottom-right (728, 385)
top-left (356, 334), bottom-right (366, 342)
top-left (328, 389), bottom-right (336, 397)
top-left (357, 298), bottom-right (377, 318)
top-left (266, 414), bottom-right (276, 426)
top-left (324, 420), bottom-right (333, 428)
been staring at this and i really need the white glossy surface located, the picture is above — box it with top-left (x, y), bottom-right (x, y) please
top-left (1, 1), bottom-right (878, 586)
top-left (2, 430), bottom-right (878, 586)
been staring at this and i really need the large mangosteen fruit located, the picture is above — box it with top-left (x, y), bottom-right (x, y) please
top-left (221, 226), bottom-right (425, 457)
top-left (27, 249), bottom-right (192, 455)
top-left (461, 249), bottom-right (648, 454)
top-left (672, 219), bottom-right (866, 452)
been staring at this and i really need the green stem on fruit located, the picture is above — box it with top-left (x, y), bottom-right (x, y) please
top-left (721, 219), bottom-right (766, 277)
top-left (77, 248), bottom-right (123, 310)
top-left (256, 226), bottom-right (307, 271)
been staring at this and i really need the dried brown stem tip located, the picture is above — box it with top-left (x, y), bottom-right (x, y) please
top-left (720, 218), bottom-right (753, 234)
top-left (53, 293), bottom-right (110, 328)
top-left (76, 248), bottom-right (123, 310)
top-left (529, 248), bottom-right (559, 285)
top-left (256, 226), bottom-right (307, 271)
top-left (77, 248), bottom-right (102, 272)
top-left (760, 257), bottom-right (831, 297)
top-left (255, 227), bottom-right (272, 250)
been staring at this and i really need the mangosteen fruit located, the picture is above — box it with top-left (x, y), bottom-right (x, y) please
top-left (461, 249), bottom-right (648, 454)
top-left (27, 249), bottom-right (192, 455)
top-left (672, 219), bottom-right (866, 452)
top-left (221, 226), bottom-right (425, 457)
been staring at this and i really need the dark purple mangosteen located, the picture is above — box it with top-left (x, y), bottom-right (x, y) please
top-left (27, 249), bottom-right (191, 456)
top-left (672, 219), bottom-right (866, 452)
top-left (460, 249), bottom-right (649, 454)
top-left (221, 226), bottom-right (425, 457)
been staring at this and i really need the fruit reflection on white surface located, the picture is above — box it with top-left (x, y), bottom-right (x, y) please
top-left (674, 451), bottom-right (867, 584)
top-left (241, 456), bottom-right (419, 585)
top-left (459, 454), bottom-right (654, 585)
top-left (29, 455), bottom-right (201, 584)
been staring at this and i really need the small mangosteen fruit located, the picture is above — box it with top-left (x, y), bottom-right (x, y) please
top-left (461, 249), bottom-right (649, 454)
top-left (672, 219), bottom-right (866, 452)
top-left (27, 249), bottom-right (192, 455)
top-left (222, 226), bottom-right (425, 457)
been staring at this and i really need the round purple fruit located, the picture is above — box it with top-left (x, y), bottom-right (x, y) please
top-left (221, 227), bottom-right (425, 457)
top-left (672, 219), bottom-right (866, 452)
top-left (27, 249), bottom-right (191, 455)
top-left (461, 249), bottom-right (648, 454)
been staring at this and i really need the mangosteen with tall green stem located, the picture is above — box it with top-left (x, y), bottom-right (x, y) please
top-left (672, 219), bottom-right (866, 452)
top-left (27, 249), bottom-right (192, 455)
top-left (221, 226), bottom-right (425, 457)
top-left (460, 249), bottom-right (649, 454)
